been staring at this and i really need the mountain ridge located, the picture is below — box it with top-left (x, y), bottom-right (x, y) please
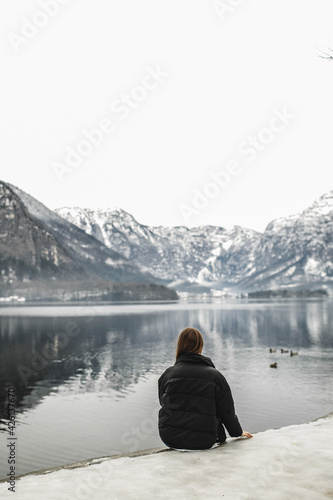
top-left (1, 179), bottom-right (332, 297)
top-left (55, 189), bottom-right (333, 293)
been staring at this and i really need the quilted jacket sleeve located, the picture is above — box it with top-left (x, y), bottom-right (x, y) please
top-left (215, 375), bottom-right (243, 437)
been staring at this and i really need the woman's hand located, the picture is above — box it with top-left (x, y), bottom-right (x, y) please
top-left (242, 431), bottom-right (253, 438)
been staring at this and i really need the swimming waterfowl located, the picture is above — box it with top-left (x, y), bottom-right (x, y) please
top-left (269, 348), bottom-right (276, 353)
top-left (270, 362), bottom-right (277, 368)
top-left (280, 349), bottom-right (289, 353)
top-left (290, 350), bottom-right (298, 357)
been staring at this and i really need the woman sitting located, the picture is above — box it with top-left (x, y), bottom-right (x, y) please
top-left (158, 327), bottom-right (252, 450)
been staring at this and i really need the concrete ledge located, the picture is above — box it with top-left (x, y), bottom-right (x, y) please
top-left (1, 414), bottom-right (333, 499)
top-left (0, 446), bottom-right (171, 483)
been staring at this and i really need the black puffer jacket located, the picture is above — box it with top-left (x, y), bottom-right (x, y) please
top-left (158, 353), bottom-right (242, 450)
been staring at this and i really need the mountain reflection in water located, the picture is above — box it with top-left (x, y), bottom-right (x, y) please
top-left (0, 301), bottom-right (332, 417)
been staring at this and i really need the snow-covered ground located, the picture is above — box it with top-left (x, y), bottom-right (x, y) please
top-left (1, 414), bottom-right (332, 500)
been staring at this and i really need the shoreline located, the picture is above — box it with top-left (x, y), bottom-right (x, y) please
top-left (0, 446), bottom-right (170, 484)
top-left (0, 297), bottom-right (332, 318)
top-left (1, 413), bottom-right (333, 499)
top-left (2, 411), bottom-right (330, 484)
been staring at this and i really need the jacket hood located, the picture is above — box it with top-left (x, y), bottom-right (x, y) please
top-left (175, 353), bottom-right (215, 368)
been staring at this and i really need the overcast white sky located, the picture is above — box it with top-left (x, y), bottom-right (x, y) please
top-left (1, 0), bottom-right (332, 232)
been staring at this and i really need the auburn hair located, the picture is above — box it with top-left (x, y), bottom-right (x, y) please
top-left (175, 327), bottom-right (204, 360)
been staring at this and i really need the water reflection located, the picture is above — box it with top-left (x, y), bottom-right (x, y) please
top-left (0, 300), bottom-right (332, 421)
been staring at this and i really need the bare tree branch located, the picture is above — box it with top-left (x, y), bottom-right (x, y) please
top-left (317, 47), bottom-right (333, 60)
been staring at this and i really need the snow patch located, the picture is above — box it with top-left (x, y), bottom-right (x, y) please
top-left (105, 258), bottom-right (115, 267)
top-left (285, 265), bottom-right (296, 277)
top-left (222, 240), bottom-right (233, 251)
top-left (304, 258), bottom-right (320, 274)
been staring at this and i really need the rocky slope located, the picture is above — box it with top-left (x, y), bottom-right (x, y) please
top-left (239, 191), bottom-right (333, 291)
top-left (0, 181), bottom-right (176, 301)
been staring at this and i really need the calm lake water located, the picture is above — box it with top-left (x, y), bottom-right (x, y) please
top-left (0, 299), bottom-right (332, 479)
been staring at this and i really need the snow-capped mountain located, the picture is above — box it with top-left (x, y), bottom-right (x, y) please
top-left (238, 191), bottom-right (333, 290)
top-left (54, 207), bottom-right (260, 291)
top-left (0, 181), bottom-right (177, 301)
top-left (55, 190), bottom-right (333, 293)
top-left (2, 178), bottom-right (331, 298)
